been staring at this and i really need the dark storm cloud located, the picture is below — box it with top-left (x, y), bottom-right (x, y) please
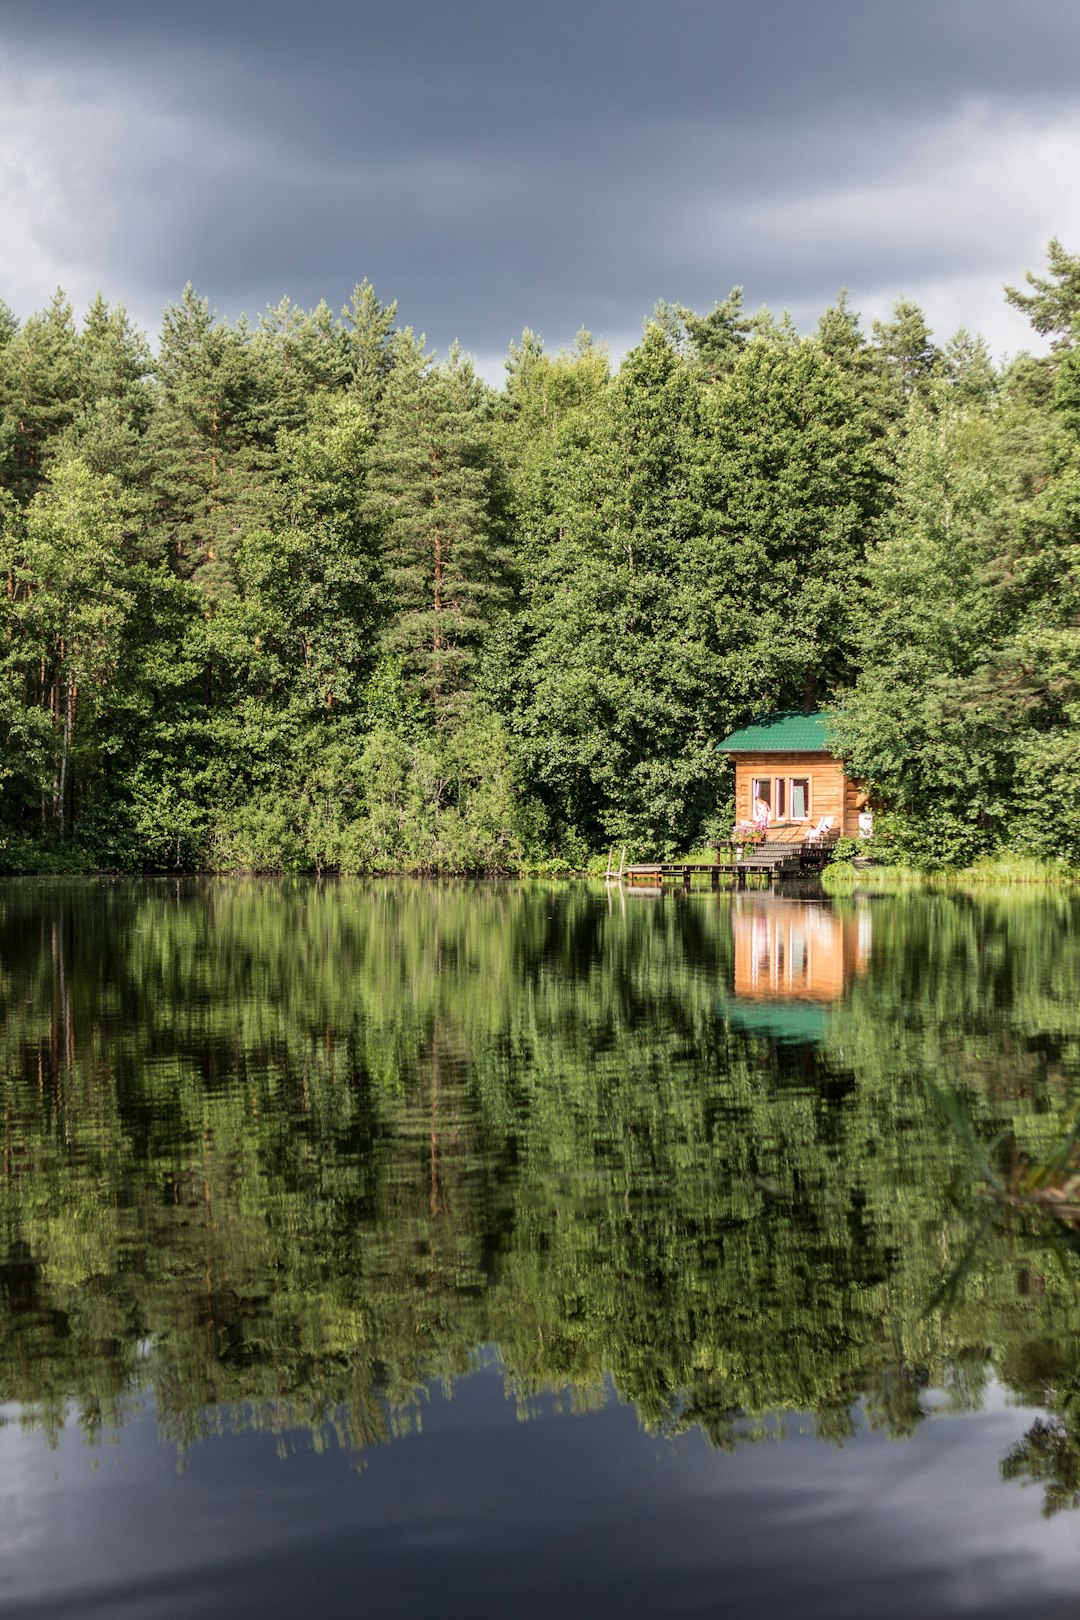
top-left (2, 0), bottom-right (1079, 367)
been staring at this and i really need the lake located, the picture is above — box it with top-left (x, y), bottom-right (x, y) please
top-left (2, 877), bottom-right (1080, 1618)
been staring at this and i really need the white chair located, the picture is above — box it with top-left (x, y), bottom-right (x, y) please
top-left (804, 815), bottom-right (834, 845)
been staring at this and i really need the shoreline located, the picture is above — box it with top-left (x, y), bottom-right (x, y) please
top-left (0, 858), bottom-right (1076, 889)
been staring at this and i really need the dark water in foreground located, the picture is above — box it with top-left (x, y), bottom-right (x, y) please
top-left (3, 878), bottom-right (1080, 1618)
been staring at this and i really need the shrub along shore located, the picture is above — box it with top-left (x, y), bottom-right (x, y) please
top-left (0, 244), bottom-right (1078, 875)
top-left (823, 857), bottom-right (1080, 893)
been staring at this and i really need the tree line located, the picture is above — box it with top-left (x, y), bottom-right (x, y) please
top-left (0, 245), bottom-right (1077, 871)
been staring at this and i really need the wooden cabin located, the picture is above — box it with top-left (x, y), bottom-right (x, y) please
top-left (718, 710), bottom-right (866, 841)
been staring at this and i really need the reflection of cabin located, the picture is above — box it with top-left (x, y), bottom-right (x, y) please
top-left (718, 710), bottom-right (865, 839)
top-left (732, 898), bottom-right (871, 1003)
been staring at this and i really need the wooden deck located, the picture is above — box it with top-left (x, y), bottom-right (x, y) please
top-left (622, 841), bottom-right (836, 889)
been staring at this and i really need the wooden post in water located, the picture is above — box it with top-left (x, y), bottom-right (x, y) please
top-left (605, 847), bottom-right (627, 886)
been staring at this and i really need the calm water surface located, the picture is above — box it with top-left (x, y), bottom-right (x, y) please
top-left (2, 878), bottom-right (1080, 1618)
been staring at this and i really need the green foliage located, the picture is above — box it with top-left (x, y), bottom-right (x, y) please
top-left (496, 322), bottom-right (725, 851)
top-left (696, 324), bottom-right (887, 709)
top-left (0, 459), bottom-right (137, 837)
top-left (0, 291), bottom-right (80, 501)
top-left (870, 297), bottom-right (940, 404)
top-left (833, 251), bottom-right (1080, 868)
top-left (679, 286), bottom-right (752, 380)
top-left (1005, 236), bottom-right (1080, 348)
top-left (0, 249), bottom-right (1077, 872)
top-left (371, 336), bottom-right (511, 716)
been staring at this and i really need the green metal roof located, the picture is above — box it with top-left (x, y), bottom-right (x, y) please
top-left (718, 710), bottom-right (833, 754)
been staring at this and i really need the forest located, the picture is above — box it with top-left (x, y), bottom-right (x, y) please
top-left (0, 242), bottom-right (1078, 873)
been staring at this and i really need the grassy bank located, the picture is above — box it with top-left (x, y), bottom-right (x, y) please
top-left (823, 857), bottom-right (1080, 894)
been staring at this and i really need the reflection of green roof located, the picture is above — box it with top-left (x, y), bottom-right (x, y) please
top-left (718, 996), bottom-right (829, 1046)
top-left (718, 710), bottom-right (833, 754)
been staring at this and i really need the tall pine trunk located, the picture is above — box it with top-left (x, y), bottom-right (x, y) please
top-left (58, 675), bottom-right (74, 836)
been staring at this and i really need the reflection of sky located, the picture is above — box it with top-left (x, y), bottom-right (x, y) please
top-left (3, 1373), bottom-right (1080, 1619)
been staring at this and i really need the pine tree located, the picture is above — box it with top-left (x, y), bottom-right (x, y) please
top-left (1005, 237), bottom-right (1080, 349)
top-left (500, 327), bottom-right (609, 442)
top-left (371, 336), bottom-right (510, 715)
top-left (254, 295), bottom-right (350, 443)
top-left (0, 291), bottom-right (80, 502)
top-left (341, 280), bottom-right (398, 409)
top-left (148, 286), bottom-right (271, 597)
top-left (940, 328), bottom-right (997, 407)
top-left (680, 287), bottom-right (752, 381)
top-left (870, 298), bottom-right (940, 406)
top-left (60, 295), bottom-right (155, 491)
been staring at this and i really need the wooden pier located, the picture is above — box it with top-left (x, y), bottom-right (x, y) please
top-left (623, 843), bottom-right (834, 890)
top-left (624, 860), bottom-right (792, 890)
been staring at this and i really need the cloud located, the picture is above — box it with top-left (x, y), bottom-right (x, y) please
top-left (0, 54), bottom-right (223, 337)
top-left (0, 11), bottom-right (1076, 366)
top-left (669, 97), bottom-right (1080, 354)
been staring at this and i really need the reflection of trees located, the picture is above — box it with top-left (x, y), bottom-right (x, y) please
top-left (0, 881), bottom-right (1079, 1477)
top-left (1002, 1414), bottom-right (1080, 1516)
top-left (1001, 1359), bottom-right (1080, 1517)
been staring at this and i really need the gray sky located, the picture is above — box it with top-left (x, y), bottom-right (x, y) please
top-left (2, 0), bottom-right (1078, 378)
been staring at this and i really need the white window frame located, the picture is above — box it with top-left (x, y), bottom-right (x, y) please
top-left (751, 774), bottom-right (811, 823)
top-left (788, 775), bottom-right (811, 822)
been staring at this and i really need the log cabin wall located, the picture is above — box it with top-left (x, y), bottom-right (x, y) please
top-left (842, 774), bottom-right (866, 838)
top-left (733, 751), bottom-right (861, 837)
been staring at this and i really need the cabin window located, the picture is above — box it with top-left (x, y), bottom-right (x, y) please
top-left (751, 775), bottom-right (811, 822)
